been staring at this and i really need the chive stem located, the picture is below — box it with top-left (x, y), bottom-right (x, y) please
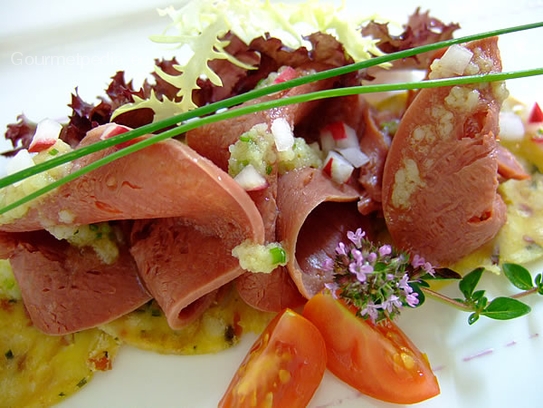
top-left (0, 21), bottom-right (542, 215)
top-left (1, 21), bottom-right (542, 191)
top-left (1, 68), bottom-right (541, 216)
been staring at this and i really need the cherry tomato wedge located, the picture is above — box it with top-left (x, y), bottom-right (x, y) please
top-left (303, 293), bottom-right (440, 404)
top-left (218, 308), bottom-right (327, 408)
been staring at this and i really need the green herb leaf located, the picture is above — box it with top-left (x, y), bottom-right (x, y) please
top-left (481, 297), bottom-right (531, 320)
top-left (468, 312), bottom-right (480, 325)
top-left (475, 294), bottom-right (488, 310)
top-left (431, 267), bottom-right (463, 280)
top-left (459, 267), bottom-right (484, 299)
top-left (502, 263), bottom-right (534, 290)
top-left (535, 273), bottom-right (543, 295)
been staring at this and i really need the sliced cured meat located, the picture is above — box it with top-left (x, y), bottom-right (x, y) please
top-left (382, 37), bottom-right (508, 266)
top-left (496, 144), bottom-right (530, 181)
top-left (1, 230), bottom-right (151, 335)
top-left (0, 125), bottom-right (264, 238)
top-left (276, 167), bottom-right (372, 298)
top-left (234, 140), bottom-right (307, 312)
top-left (235, 266), bottom-right (306, 312)
top-left (129, 217), bottom-right (249, 330)
top-left (0, 124), bottom-right (265, 332)
top-left (357, 98), bottom-right (391, 215)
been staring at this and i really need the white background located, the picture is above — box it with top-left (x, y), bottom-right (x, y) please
top-left (1, 1), bottom-right (542, 407)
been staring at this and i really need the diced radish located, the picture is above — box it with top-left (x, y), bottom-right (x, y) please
top-left (524, 103), bottom-right (543, 135)
top-left (271, 118), bottom-right (294, 152)
top-left (28, 118), bottom-right (62, 153)
top-left (499, 111), bottom-right (525, 142)
top-left (322, 151), bottom-right (354, 184)
top-left (320, 122), bottom-right (359, 150)
top-left (337, 146), bottom-right (370, 168)
top-left (234, 164), bottom-right (268, 191)
top-left (273, 66), bottom-right (297, 84)
top-left (100, 123), bottom-right (141, 149)
top-left (101, 123), bottom-right (131, 139)
top-left (528, 102), bottom-right (543, 124)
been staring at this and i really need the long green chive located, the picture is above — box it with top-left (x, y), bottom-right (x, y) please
top-left (1, 21), bottom-right (541, 191)
top-left (1, 68), bottom-right (542, 216)
top-left (0, 68), bottom-right (541, 216)
top-left (0, 22), bottom-right (542, 215)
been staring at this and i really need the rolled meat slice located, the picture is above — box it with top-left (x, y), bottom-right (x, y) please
top-left (129, 217), bottom-right (252, 330)
top-left (276, 167), bottom-right (373, 298)
top-left (382, 37), bottom-right (508, 266)
top-left (1, 124), bottom-right (265, 333)
top-left (0, 125), bottom-right (264, 236)
top-left (1, 230), bottom-right (151, 335)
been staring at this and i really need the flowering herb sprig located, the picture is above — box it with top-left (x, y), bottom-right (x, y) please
top-left (323, 228), bottom-right (434, 323)
top-left (324, 228), bottom-right (543, 325)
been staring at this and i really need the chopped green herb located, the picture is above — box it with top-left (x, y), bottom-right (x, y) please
top-left (76, 377), bottom-right (88, 388)
top-left (4, 349), bottom-right (14, 359)
top-left (269, 246), bottom-right (287, 264)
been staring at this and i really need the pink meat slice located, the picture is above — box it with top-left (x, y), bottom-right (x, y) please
top-left (276, 167), bottom-right (373, 298)
top-left (0, 125), bottom-right (263, 234)
top-left (381, 37), bottom-right (507, 266)
top-left (1, 230), bottom-right (151, 335)
top-left (234, 170), bottom-right (307, 312)
top-left (129, 217), bottom-right (254, 330)
top-left (1, 124), bottom-right (265, 332)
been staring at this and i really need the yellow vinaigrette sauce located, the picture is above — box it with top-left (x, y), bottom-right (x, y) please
top-left (0, 259), bottom-right (273, 407)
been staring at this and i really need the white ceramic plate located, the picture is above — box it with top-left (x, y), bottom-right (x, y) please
top-left (1, 1), bottom-right (542, 407)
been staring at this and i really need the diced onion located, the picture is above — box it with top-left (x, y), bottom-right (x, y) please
top-left (323, 151), bottom-right (354, 184)
top-left (6, 149), bottom-right (35, 180)
top-left (499, 111), bottom-right (525, 141)
top-left (271, 118), bottom-right (294, 152)
top-left (100, 123), bottom-right (131, 140)
top-left (439, 44), bottom-right (473, 75)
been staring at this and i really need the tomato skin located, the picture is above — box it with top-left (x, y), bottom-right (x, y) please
top-left (218, 308), bottom-right (327, 408)
top-left (302, 293), bottom-right (440, 404)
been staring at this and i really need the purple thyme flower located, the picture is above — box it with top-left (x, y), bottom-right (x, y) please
top-left (398, 274), bottom-right (412, 293)
top-left (406, 292), bottom-right (419, 307)
top-left (324, 281), bottom-right (340, 299)
top-left (382, 294), bottom-right (403, 314)
top-left (321, 257), bottom-right (334, 272)
top-left (347, 228), bottom-right (365, 248)
top-left (378, 244), bottom-right (392, 256)
top-left (336, 241), bottom-right (347, 256)
top-left (361, 301), bottom-right (380, 322)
